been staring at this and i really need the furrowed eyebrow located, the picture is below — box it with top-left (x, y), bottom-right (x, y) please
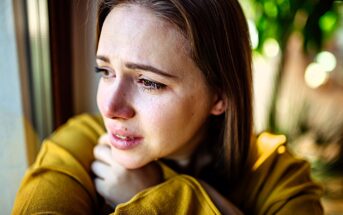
top-left (125, 63), bottom-right (177, 79)
top-left (96, 55), bottom-right (110, 63)
top-left (96, 55), bottom-right (177, 79)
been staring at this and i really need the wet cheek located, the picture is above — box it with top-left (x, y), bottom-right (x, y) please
top-left (96, 85), bottom-right (106, 115)
top-left (96, 88), bottom-right (102, 111)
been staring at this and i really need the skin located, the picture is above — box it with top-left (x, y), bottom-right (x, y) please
top-left (96, 5), bottom-right (225, 170)
top-left (92, 5), bottom-right (243, 213)
top-left (92, 135), bottom-right (163, 207)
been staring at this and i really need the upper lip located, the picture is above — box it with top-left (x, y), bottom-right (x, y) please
top-left (111, 130), bottom-right (141, 139)
top-left (106, 124), bottom-right (142, 139)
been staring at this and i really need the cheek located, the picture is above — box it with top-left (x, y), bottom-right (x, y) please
top-left (96, 82), bottom-right (105, 113)
top-left (144, 95), bottom-right (202, 140)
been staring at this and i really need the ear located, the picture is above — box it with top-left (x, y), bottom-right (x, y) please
top-left (210, 93), bottom-right (227, 116)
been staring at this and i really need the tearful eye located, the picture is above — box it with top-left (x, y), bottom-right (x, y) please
top-left (138, 79), bottom-right (166, 90)
top-left (95, 66), bottom-right (115, 79)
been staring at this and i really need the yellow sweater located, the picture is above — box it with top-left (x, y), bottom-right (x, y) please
top-left (12, 114), bottom-right (323, 214)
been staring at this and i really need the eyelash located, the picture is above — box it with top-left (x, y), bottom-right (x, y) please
top-left (96, 66), bottom-right (166, 91)
top-left (95, 66), bottom-right (114, 79)
top-left (138, 79), bottom-right (166, 91)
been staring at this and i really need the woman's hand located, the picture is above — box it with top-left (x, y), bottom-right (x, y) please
top-left (91, 134), bottom-right (162, 208)
top-left (200, 181), bottom-right (244, 215)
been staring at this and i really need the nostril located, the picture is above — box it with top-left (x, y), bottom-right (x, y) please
top-left (98, 77), bottom-right (135, 120)
top-left (103, 100), bottom-right (135, 120)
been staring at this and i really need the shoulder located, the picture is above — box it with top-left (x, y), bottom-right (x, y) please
top-left (12, 113), bottom-right (106, 214)
top-left (46, 113), bottom-right (106, 169)
top-left (232, 132), bottom-right (324, 214)
top-left (49, 113), bottom-right (105, 144)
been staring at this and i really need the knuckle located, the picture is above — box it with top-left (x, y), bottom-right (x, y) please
top-left (91, 161), bottom-right (97, 171)
top-left (94, 145), bottom-right (105, 157)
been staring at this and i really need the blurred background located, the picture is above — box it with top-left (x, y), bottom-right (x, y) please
top-left (242, 1), bottom-right (343, 214)
top-left (0, 0), bottom-right (342, 214)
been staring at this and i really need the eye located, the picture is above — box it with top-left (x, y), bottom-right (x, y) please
top-left (138, 78), bottom-right (166, 90)
top-left (95, 66), bottom-right (115, 79)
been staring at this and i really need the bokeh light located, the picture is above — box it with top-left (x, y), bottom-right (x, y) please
top-left (319, 11), bottom-right (337, 33)
top-left (263, 2), bottom-right (278, 18)
top-left (248, 19), bottom-right (259, 49)
top-left (304, 63), bottom-right (329, 89)
top-left (263, 38), bottom-right (280, 58)
top-left (315, 51), bottom-right (337, 72)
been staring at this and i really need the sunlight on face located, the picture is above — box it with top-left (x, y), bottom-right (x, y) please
top-left (96, 5), bottom-right (221, 169)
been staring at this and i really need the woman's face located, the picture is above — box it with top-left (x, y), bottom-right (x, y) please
top-left (97, 5), bottom-right (224, 169)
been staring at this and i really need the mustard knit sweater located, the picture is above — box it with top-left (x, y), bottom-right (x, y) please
top-left (12, 114), bottom-right (323, 214)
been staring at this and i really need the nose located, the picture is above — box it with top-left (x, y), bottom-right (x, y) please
top-left (100, 78), bottom-right (135, 120)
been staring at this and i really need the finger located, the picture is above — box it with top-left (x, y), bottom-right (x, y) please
top-left (98, 133), bottom-right (110, 146)
top-left (94, 178), bottom-right (116, 208)
top-left (93, 143), bottom-right (112, 165)
top-left (91, 161), bottom-right (111, 179)
top-left (94, 177), bottom-right (107, 197)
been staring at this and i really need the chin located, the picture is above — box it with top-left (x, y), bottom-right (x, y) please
top-left (114, 154), bottom-right (149, 169)
top-left (120, 162), bottom-right (145, 169)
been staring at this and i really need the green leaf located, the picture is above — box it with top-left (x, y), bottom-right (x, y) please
top-left (319, 11), bottom-right (338, 33)
top-left (264, 1), bottom-right (278, 18)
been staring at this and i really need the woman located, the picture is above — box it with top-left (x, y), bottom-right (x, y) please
top-left (12, 0), bottom-right (323, 214)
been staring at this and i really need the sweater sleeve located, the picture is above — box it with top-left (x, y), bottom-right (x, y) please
top-left (113, 174), bottom-right (221, 215)
top-left (233, 132), bottom-right (324, 215)
top-left (12, 114), bottom-right (220, 215)
top-left (12, 114), bottom-right (105, 215)
top-left (254, 150), bottom-right (323, 215)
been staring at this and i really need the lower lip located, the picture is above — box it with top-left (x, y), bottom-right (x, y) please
top-left (109, 133), bottom-right (142, 150)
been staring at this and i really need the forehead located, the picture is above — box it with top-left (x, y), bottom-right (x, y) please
top-left (98, 4), bottom-right (190, 59)
top-left (96, 4), bottom-right (198, 78)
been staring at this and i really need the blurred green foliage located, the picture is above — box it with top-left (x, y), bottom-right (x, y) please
top-left (250, 0), bottom-right (340, 53)
top-left (248, 0), bottom-right (341, 132)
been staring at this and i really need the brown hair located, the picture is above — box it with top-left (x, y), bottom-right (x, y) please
top-left (97, 0), bottom-right (253, 195)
